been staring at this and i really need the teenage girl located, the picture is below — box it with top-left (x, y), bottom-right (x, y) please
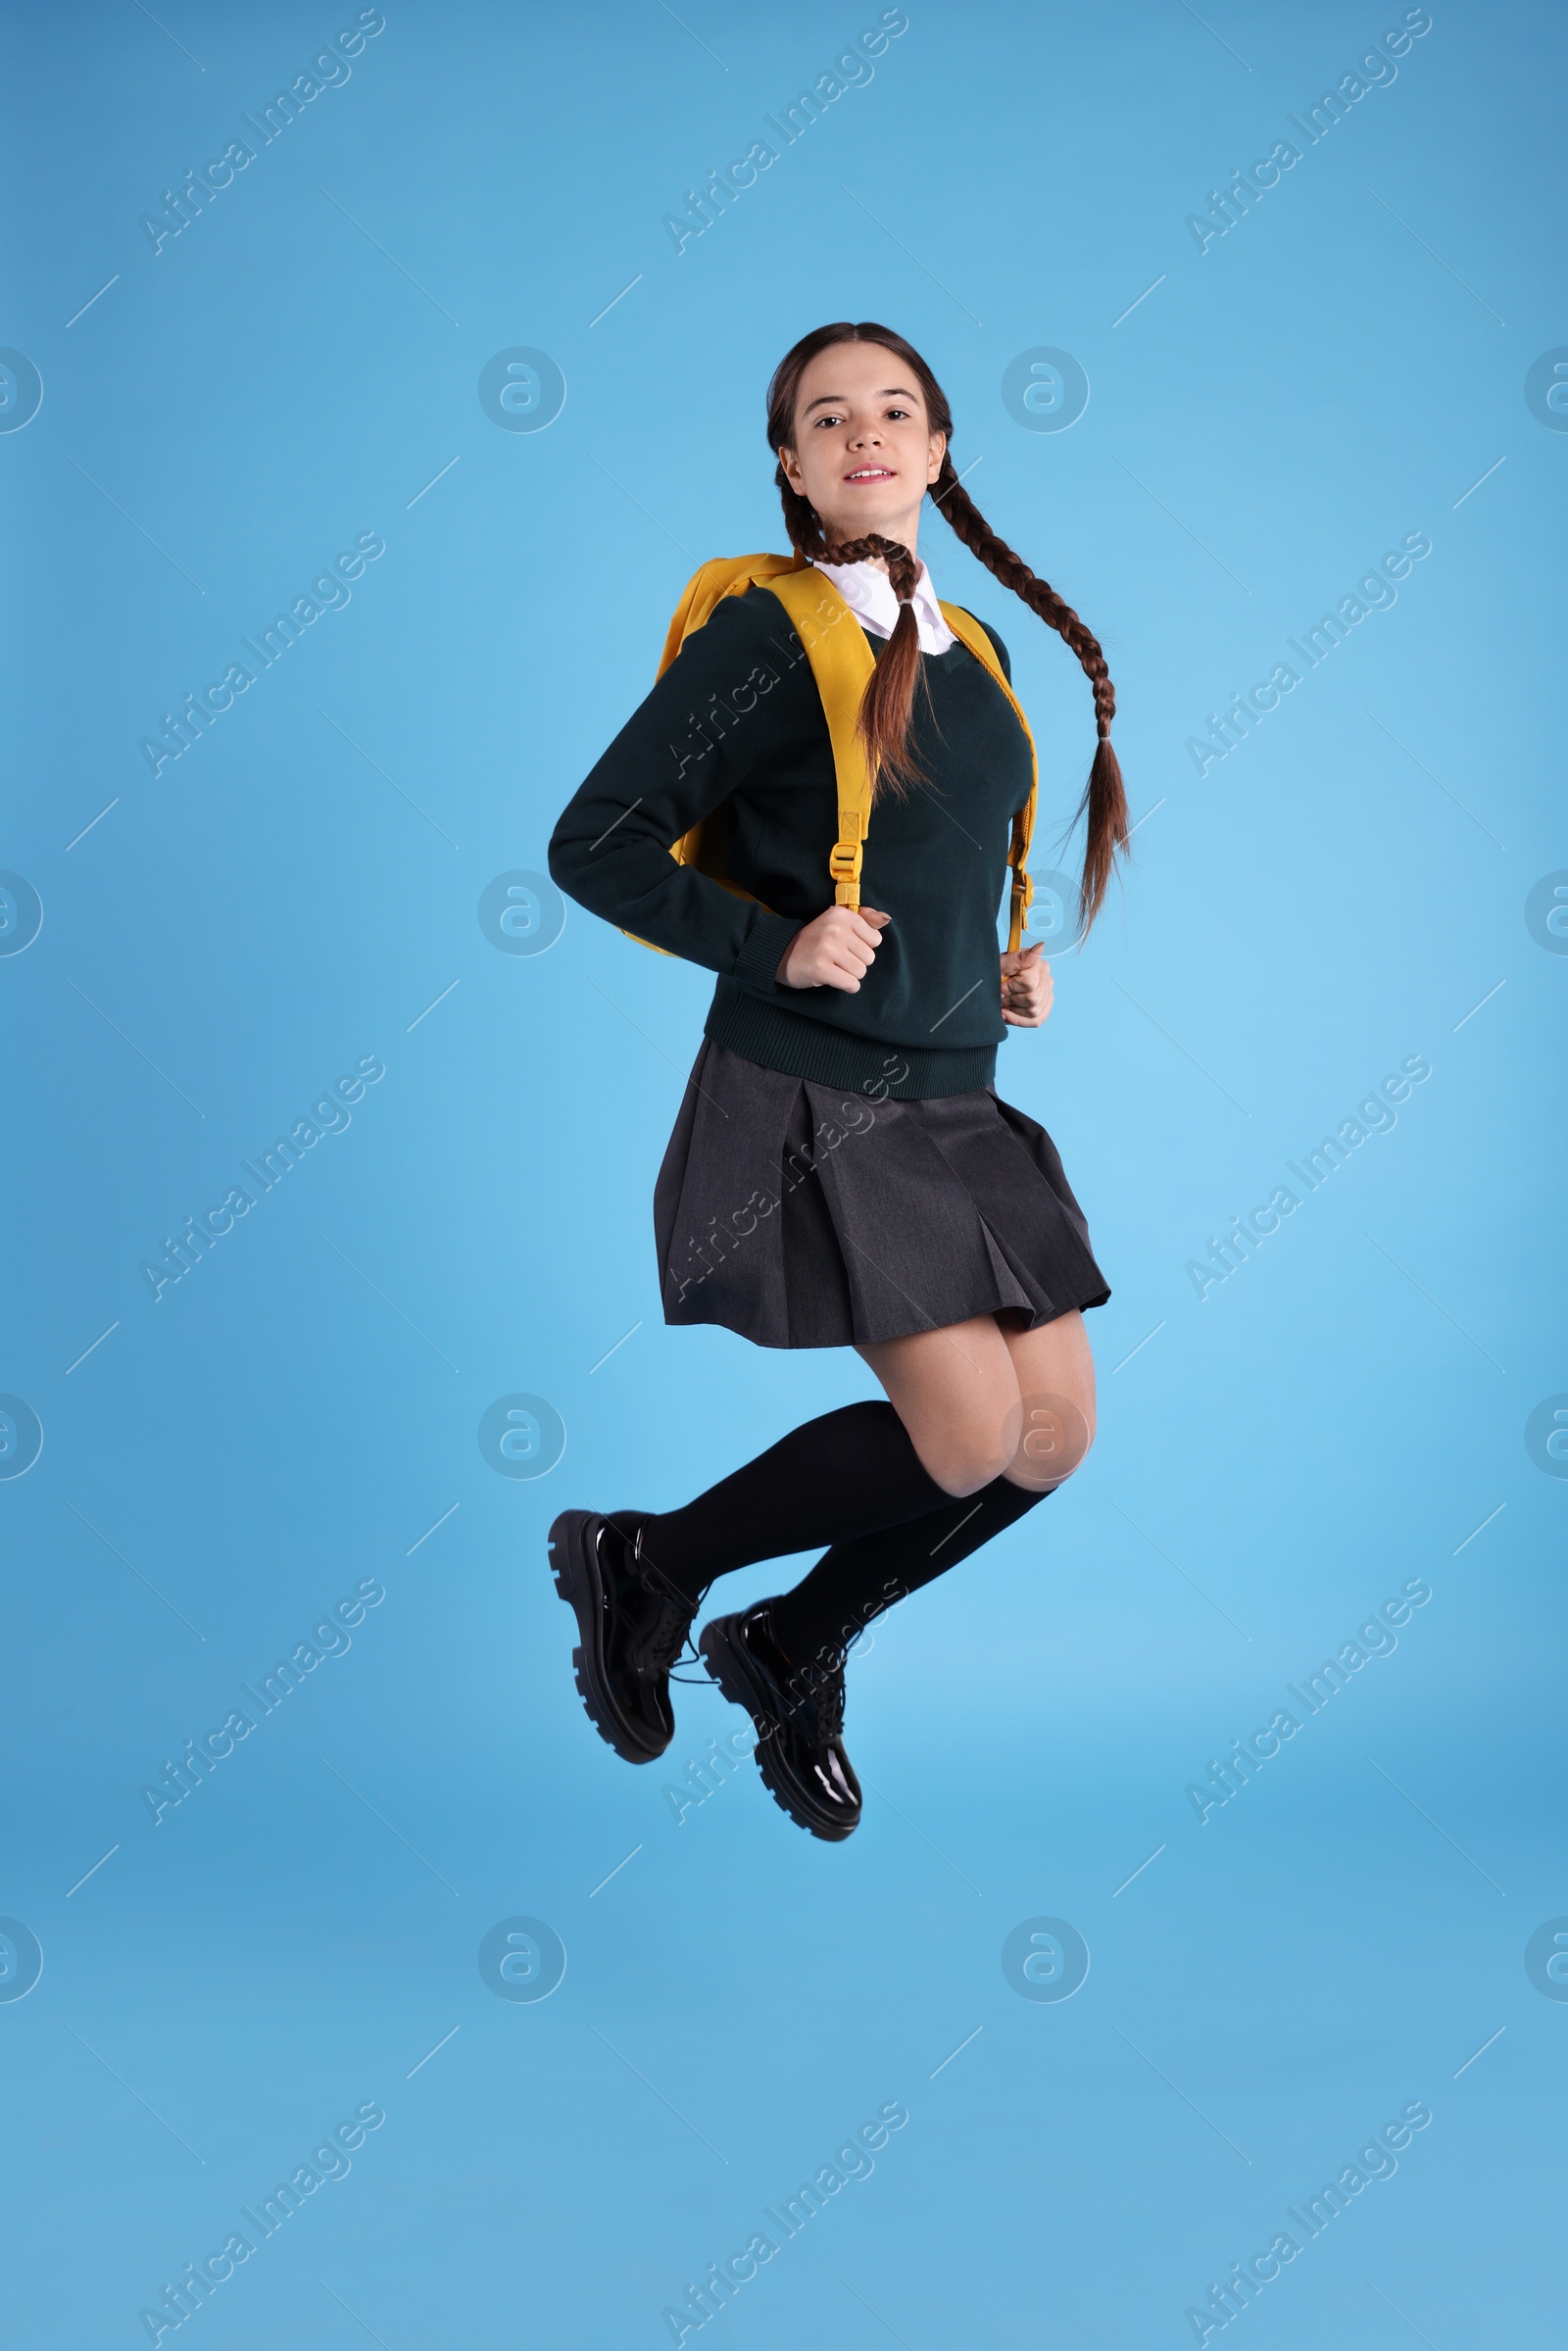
top-left (546, 321), bottom-right (1126, 1841)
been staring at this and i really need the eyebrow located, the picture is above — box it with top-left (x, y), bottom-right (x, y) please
top-left (802, 386), bottom-right (918, 413)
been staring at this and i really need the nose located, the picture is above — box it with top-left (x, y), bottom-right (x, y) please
top-left (847, 420), bottom-right (883, 449)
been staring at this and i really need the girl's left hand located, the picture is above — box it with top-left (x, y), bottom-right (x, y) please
top-left (1001, 941), bottom-right (1053, 1027)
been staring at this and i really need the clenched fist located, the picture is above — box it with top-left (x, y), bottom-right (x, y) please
top-left (1001, 941), bottom-right (1053, 1027)
top-left (775, 904), bottom-right (891, 993)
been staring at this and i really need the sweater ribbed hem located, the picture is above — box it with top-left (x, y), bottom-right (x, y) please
top-left (704, 988), bottom-right (998, 1100)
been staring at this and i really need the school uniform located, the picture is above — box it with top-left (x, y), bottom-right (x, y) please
top-left (548, 560), bottom-right (1109, 1349)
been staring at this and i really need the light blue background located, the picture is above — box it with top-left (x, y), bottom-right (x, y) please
top-left (3, 2), bottom-right (1564, 2344)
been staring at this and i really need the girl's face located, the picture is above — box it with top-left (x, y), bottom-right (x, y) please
top-left (778, 341), bottom-right (947, 558)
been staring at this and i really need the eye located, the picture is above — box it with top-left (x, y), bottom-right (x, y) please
top-left (811, 410), bottom-right (846, 428)
top-left (884, 406), bottom-right (912, 420)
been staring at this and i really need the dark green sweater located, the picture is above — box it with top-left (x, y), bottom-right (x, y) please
top-left (548, 585), bottom-right (1034, 1100)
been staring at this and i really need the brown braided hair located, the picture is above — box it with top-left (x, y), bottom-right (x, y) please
top-left (766, 321), bottom-right (1129, 932)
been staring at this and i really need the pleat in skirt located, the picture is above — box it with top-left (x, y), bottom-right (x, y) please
top-left (653, 1037), bottom-right (1109, 1349)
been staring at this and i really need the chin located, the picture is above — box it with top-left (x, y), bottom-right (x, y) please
top-left (820, 503), bottom-right (908, 546)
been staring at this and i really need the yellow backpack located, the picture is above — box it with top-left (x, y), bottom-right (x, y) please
top-left (623, 554), bottom-right (1038, 956)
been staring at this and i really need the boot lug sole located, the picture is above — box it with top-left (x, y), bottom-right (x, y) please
top-left (547, 1510), bottom-right (670, 1766)
top-left (700, 1617), bottom-right (858, 1843)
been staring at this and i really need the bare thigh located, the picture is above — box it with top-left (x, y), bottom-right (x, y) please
top-left (856, 1309), bottom-right (1096, 1497)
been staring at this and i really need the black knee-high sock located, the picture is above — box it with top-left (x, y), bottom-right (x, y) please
top-left (767, 1474), bottom-right (1054, 1665)
top-left (630, 1402), bottom-right (951, 1606)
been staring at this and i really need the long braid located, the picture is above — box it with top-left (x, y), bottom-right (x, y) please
top-left (774, 465), bottom-right (927, 794)
top-left (776, 473), bottom-right (825, 563)
top-left (933, 455), bottom-right (1128, 930)
top-left (765, 321), bottom-right (1130, 935)
top-left (820, 530), bottom-right (926, 792)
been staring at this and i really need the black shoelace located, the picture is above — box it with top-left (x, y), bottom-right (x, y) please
top-left (626, 1525), bottom-right (710, 1685)
top-left (644, 1598), bottom-right (712, 1688)
top-left (806, 1665), bottom-right (846, 1740)
top-left (784, 1650), bottom-right (847, 1739)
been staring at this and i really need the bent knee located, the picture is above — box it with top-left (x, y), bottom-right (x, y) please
top-left (1012, 1392), bottom-right (1095, 1488)
top-left (912, 1432), bottom-right (1016, 1498)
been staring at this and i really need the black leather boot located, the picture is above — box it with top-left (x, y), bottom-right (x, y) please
top-left (699, 1602), bottom-right (861, 1841)
top-left (547, 1510), bottom-right (697, 1765)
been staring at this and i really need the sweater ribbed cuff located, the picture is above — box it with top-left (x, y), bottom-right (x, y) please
top-left (730, 910), bottom-right (806, 995)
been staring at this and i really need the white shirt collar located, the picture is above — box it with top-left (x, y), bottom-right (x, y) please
top-left (810, 555), bottom-right (956, 654)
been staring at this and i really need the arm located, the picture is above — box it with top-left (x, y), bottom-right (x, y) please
top-left (547, 595), bottom-right (805, 990)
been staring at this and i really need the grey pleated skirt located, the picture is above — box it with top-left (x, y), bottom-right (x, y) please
top-left (653, 1037), bottom-right (1110, 1350)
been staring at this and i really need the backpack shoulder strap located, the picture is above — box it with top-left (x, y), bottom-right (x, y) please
top-left (760, 568), bottom-right (877, 908)
top-left (657, 553), bottom-right (808, 677)
top-left (623, 557), bottom-right (808, 955)
top-left (620, 555), bottom-right (841, 950)
top-left (939, 603), bottom-right (1039, 953)
top-left (660, 558), bottom-right (882, 909)
top-left (631, 559), bottom-right (987, 958)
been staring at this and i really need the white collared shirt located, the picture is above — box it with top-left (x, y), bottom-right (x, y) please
top-left (810, 555), bottom-right (956, 654)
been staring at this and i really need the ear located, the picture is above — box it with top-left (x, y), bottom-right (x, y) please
top-left (925, 430), bottom-right (948, 485)
top-left (779, 444), bottom-right (806, 493)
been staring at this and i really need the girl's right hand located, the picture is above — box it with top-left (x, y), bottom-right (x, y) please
top-left (775, 904), bottom-right (891, 992)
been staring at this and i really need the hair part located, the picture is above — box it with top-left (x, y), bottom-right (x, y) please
top-left (765, 319), bottom-right (1129, 933)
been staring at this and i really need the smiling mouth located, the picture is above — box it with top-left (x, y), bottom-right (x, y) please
top-left (844, 465), bottom-right (896, 481)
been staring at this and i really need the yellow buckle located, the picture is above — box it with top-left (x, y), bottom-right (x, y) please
top-left (828, 807), bottom-right (864, 889)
